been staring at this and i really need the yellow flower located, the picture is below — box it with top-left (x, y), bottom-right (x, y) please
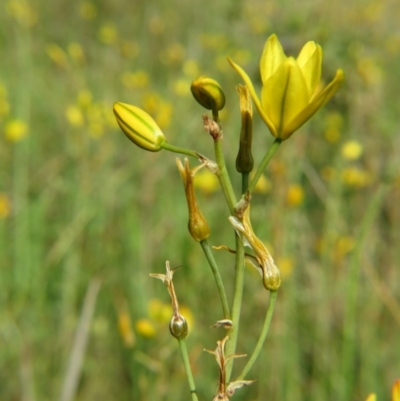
top-left (286, 184), bottom-right (304, 207)
top-left (229, 34), bottom-right (344, 140)
top-left (5, 119), bottom-right (28, 142)
top-left (65, 105), bottom-right (84, 127)
top-left (113, 102), bottom-right (165, 152)
top-left (341, 140), bottom-right (363, 160)
top-left (135, 318), bottom-right (156, 338)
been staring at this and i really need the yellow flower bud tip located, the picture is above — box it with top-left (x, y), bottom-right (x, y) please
top-left (190, 76), bottom-right (226, 112)
top-left (169, 314), bottom-right (188, 339)
top-left (229, 34), bottom-right (344, 140)
top-left (113, 102), bottom-right (165, 151)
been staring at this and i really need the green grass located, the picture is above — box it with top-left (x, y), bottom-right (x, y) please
top-left (1, 0), bottom-right (400, 400)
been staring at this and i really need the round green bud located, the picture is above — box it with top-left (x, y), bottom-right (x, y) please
top-left (190, 77), bottom-right (225, 112)
top-left (169, 314), bottom-right (188, 339)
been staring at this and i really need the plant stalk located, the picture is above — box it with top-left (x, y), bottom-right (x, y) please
top-left (200, 240), bottom-right (230, 320)
top-left (236, 290), bottom-right (278, 380)
top-left (248, 138), bottom-right (282, 194)
top-left (178, 338), bottom-right (199, 401)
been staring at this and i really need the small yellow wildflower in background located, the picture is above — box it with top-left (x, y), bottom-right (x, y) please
top-left (77, 89), bottom-right (93, 109)
top-left (336, 236), bottom-right (355, 255)
top-left (5, 120), bottom-right (28, 142)
top-left (141, 92), bottom-right (161, 114)
top-left (135, 318), bottom-right (156, 338)
top-left (121, 70), bottom-right (149, 89)
top-left (341, 140), bottom-right (363, 160)
top-left (67, 42), bottom-right (85, 65)
top-left (199, 33), bottom-right (228, 51)
top-left (98, 24), bottom-right (118, 45)
top-left (173, 79), bottom-right (191, 97)
top-left (286, 184), bottom-right (304, 207)
top-left (0, 193), bottom-right (11, 219)
top-left (87, 104), bottom-right (104, 137)
top-left (183, 60), bottom-right (200, 77)
top-left (155, 102), bottom-right (173, 129)
top-left (78, 1), bottom-right (97, 20)
top-left (65, 106), bottom-right (84, 127)
top-left (193, 169), bottom-right (219, 195)
top-left (341, 167), bottom-right (372, 188)
top-left (148, 299), bottom-right (171, 324)
top-left (251, 173), bottom-right (272, 194)
top-left (46, 44), bottom-right (68, 68)
top-left (357, 57), bottom-right (382, 86)
top-left (162, 43), bottom-right (185, 65)
top-left (117, 310), bottom-right (135, 348)
top-left (5, 0), bottom-right (38, 26)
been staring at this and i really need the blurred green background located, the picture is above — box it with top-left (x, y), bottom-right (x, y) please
top-left (1, 0), bottom-right (400, 400)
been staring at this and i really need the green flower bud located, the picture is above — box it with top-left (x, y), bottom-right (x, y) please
top-left (169, 314), bottom-right (188, 339)
top-left (113, 102), bottom-right (165, 152)
top-left (190, 77), bottom-right (225, 112)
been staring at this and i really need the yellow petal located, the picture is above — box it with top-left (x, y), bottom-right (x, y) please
top-left (284, 69), bottom-right (344, 138)
top-left (228, 57), bottom-right (277, 136)
top-left (297, 42), bottom-right (322, 97)
top-left (261, 58), bottom-right (309, 139)
top-left (260, 34), bottom-right (287, 84)
top-left (365, 394), bottom-right (377, 401)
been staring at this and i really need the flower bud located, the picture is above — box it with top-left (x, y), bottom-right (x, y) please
top-left (169, 314), bottom-right (188, 339)
top-left (113, 102), bottom-right (165, 152)
top-left (190, 77), bottom-right (225, 112)
top-left (235, 85), bottom-right (254, 173)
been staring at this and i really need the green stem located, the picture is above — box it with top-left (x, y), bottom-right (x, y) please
top-left (178, 338), bottom-right (199, 401)
top-left (161, 142), bottom-right (198, 158)
top-left (200, 240), bottom-right (230, 320)
top-left (248, 138), bottom-right (282, 194)
top-left (214, 138), bottom-right (237, 214)
top-left (236, 290), bottom-right (278, 380)
top-left (225, 234), bottom-right (245, 382)
top-left (241, 173), bottom-right (249, 194)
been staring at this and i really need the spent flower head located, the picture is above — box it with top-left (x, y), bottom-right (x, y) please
top-left (176, 158), bottom-right (210, 242)
top-left (229, 34), bottom-right (344, 140)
